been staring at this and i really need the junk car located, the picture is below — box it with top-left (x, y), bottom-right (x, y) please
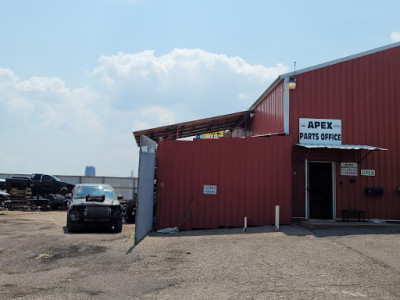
top-left (66, 184), bottom-right (123, 233)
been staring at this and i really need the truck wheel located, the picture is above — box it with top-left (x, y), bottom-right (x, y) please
top-left (126, 214), bottom-right (136, 224)
top-left (60, 187), bottom-right (68, 195)
top-left (114, 217), bottom-right (123, 233)
top-left (67, 215), bottom-right (78, 233)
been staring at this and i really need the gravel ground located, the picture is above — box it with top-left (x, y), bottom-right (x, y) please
top-left (1, 210), bottom-right (400, 299)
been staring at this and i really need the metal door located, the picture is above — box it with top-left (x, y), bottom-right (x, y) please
top-left (135, 135), bottom-right (157, 244)
top-left (306, 161), bottom-right (336, 220)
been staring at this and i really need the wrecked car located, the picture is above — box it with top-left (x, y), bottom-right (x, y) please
top-left (31, 174), bottom-right (74, 196)
top-left (0, 179), bottom-right (7, 191)
top-left (5, 176), bottom-right (31, 191)
top-left (47, 194), bottom-right (67, 210)
top-left (66, 184), bottom-right (123, 233)
top-left (0, 190), bottom-right (9, 206)
top-left (120, 193), bottom-right (137, 223)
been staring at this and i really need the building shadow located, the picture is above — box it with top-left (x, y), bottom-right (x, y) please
top-left (145, 223), bottom-right (400, 239)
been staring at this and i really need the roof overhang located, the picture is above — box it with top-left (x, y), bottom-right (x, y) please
top-left (133, 110), bottom-right (253, 146)
top-left (296, 144), bottom-right (387, 151)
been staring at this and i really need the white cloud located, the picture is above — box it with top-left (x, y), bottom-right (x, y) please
top-left (116, 0), bottom-right (139, 5)
top-left (91, 49), bottom-right (288, 117)
top-left (0, 67), bottom-right (19, 85)
top-left (17, 76), bottom-right (67, 93)
top-left (0, 70), bottom-right (114, 175)
top-left (7, 97), bottom-right (34, 112)
top-left (237, 93), bottom-right (249, 101)
top-left (0, 49), bottom-right (289, 176)
top-left (93, 49), bottom-right (287, 86)
top-left (141, 106), bottom-right (175, 124)
top-left (131, 106), bottom-right (175, 131)
top-left (391, 31), bottom-right (400, 42)
top-left (0, 71), bottom-right (100, 131)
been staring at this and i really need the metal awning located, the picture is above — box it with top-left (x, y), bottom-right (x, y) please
top-left (133, 110), bottom-right (253, 146)
top-left (296, 144), bottom-right (387, 151)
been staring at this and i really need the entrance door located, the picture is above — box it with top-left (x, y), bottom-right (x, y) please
top-left (308, 162), bottom-right (334, 219)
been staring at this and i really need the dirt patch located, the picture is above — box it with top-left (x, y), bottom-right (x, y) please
top-left (36, 245), bottom-right (108, 261)
top-left (1, 211), bottom-right (400, 299)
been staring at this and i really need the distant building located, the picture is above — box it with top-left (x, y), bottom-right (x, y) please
top-left (85, 166), bottom-right (96, 177)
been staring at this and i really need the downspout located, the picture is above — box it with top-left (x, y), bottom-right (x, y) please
top-left (283, 77), bottom-right (290, 135)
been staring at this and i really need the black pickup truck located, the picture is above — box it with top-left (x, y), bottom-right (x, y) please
top-left (4, 177), bottom-right (31, 190)
top-left (30, 174), bottom-right (74, 196)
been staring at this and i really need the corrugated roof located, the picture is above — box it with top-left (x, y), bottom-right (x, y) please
top-left (250, 42), bottom-right (400, 111)
top-left (280, 42), bottom-right (400, 79)
top-left (133, 110), bottom-right (253, 146)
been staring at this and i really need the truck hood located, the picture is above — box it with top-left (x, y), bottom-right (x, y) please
top-left (70, 199), bottom-right (120, 206)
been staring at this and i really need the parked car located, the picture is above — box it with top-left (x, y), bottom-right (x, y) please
top-left (29, 194), bottom-right (67, 210)
top-left (30, 195), bottom-right (50, 210)
top-left (66, 184), bottom-right (123, 233)
top-left (47, 194), bottom-right (67, 210)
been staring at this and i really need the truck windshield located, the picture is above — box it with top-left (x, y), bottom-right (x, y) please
top-left (74, 185), bottom-right (116, 200)
top-left (52, 176), bottom-right (61, 182)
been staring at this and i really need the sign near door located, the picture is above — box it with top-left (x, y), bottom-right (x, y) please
top-left (299, 118), bottom-right (342, 145)
top-left (361, 169), bottom-right (376, 176)
top-left (340, 162), bottom-right (358, 176)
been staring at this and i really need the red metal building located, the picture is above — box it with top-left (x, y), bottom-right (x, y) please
top-left (134, 42), bottom-right (400, 230)
top-left (156, 137), bottom-right (293, 230)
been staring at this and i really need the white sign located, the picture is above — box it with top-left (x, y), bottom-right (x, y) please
top-left (299, 118), bottom-right (342, 145)
top-left (361, 169), bottom-right (376, 176)
top-left (203, 185), bottom-right (217, 195)
top-left (341, 162), bottom-right (358, 176)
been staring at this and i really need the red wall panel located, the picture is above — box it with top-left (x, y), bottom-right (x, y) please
top-left (156, 136), bottom-right (293, 230)
top-left (289, 46), bottom-right (400, 220)
top-left (232, 81), bottom-right (285, 137)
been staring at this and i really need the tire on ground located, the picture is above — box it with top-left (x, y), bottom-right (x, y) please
top-left (113, 217), bottom-right (123, 233)
top-left (66, 215), bottom-right (78, 233)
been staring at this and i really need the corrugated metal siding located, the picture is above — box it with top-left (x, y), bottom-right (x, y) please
top-left (232, 81), bottom-right (285, 137)
top-left (290, 45), bottom-right (400, 220)
top-left (156, 137), bottom-right (293, 230)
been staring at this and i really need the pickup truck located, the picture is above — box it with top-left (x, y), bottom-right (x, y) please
top-left (30, 174), bottom-right (74, 196)
top-left (5, 177), bottom-right (31, 190)
top-left (66, 184), bottom-right (123, 232)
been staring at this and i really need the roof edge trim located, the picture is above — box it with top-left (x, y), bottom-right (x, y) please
top-left (296, 144), bottom-right (387, 151)
top-left (280, 41), bottom-right (400, 79)
top-left (249, 76), bottom-right (283, 110)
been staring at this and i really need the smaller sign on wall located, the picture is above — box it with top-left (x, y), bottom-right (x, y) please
top-left (341, 162), bottom-right (358, 176)
top-left (361, 169), bottom-right (376, 176)
top-left (203, 185), bottom-right (217, 195)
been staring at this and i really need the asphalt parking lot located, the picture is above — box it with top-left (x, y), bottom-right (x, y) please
top-left (1, 210), bottom-right (400, 299)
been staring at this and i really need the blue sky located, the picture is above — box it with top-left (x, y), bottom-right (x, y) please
top-left (1, 0), bottom-right (400, 177)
